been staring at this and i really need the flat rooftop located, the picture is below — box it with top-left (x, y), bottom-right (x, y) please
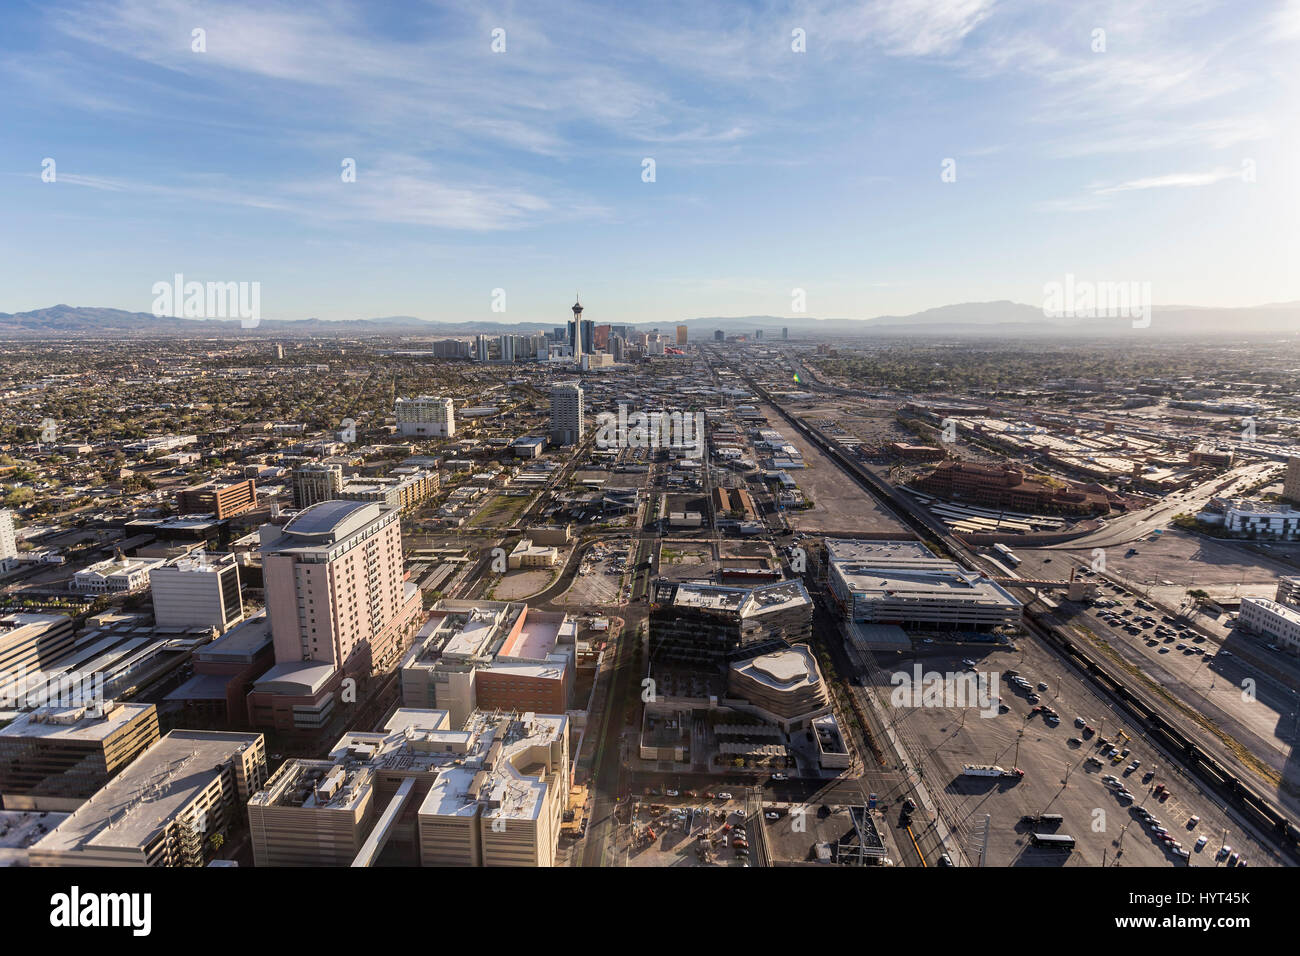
top-left (667, 579), bottom-right (811, 618)
top-left (1243, 597), bottom-right (1300, 624)
top-left (331, 708), bottom-right (566, 823)
top-left (824, 539), bottom-right (947, 568)
top-left (247, 759), bottom-right (372, 813)
top-left (0, 701), bottom-right (153, 743)
top-left (252, 660), bottom-right (337, 695)
top-left (833, 564), bottom-right (1021, 606)
top-left (500, 609), bottom-right (566, 661)
top-left (196, 612), bottom-right (270, 662)
top-left (31, 730), bottom-right (262, 855)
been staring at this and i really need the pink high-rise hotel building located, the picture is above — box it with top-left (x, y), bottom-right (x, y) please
top-left (248, 500), bottom-right (423, 733)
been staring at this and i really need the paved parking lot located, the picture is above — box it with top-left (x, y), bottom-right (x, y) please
top-left (872, 644), bottom-right (1282, 867)
top-left (1014, 548), bottom-right (1300, 817)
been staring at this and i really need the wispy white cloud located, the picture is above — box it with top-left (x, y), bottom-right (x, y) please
top-left (1092, 167), bottom-right (1244, 194)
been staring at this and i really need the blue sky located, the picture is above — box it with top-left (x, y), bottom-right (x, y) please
top-left (2, 0), bottom-right (1298, 325)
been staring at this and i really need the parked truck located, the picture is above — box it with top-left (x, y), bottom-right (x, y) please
top-left (963, 764), bottom-right (1024, 778)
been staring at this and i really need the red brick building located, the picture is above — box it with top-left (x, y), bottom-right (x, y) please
top-left (913, 461), bottom-right (1110, 516)
top-left (176, 478), bottom-right (257, 519)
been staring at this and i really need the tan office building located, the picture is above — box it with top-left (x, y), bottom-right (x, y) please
top-left (256, 709), bottom-right (569, 867)
top-left (28, 729), bottom-right (267, 866)
top-left (0, 701), bottom-right (161, 811)
top-left (248, 760), bottom-right (375, 866)
top-left (1285, 456), bottom-right (1300, 505)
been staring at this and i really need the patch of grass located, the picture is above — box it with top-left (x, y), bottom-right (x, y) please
top-left (467, 495), bottom-right (527, 528)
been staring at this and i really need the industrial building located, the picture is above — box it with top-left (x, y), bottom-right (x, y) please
top-left (508, 539), bottom-right (560, 568)
top-left (912, 461), bottom-right (1110, 516)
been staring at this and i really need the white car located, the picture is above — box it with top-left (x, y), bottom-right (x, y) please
top-left (666, 789), bottom-right (679, 797)
top-left (717, 792), bottom-right (733, 800)
top-left (771, 773), bottom-right (788, 781)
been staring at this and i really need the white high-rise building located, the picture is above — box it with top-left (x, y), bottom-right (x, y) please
top-left (395, 395), bottom-right (456, 438)
top-left (149, 552), bottom-right (245, 633)
top-left (293, 461), bottom-right (344, 509)
top-left (475, 335), bottom-right (490, 362)
top-left (0, 510), bottom-right (16, 571)
top-left (550, 383), bottom-right (585, 446)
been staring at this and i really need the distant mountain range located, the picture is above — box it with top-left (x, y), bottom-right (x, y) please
top-left (1, 300), bottom-right (1297, 339)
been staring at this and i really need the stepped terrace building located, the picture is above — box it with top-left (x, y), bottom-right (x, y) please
top-left (649, 579), bottom-right (813, 669)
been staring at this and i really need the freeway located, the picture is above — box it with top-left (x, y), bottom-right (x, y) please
top-left (1041, 461), bottom-right (1276, 553)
